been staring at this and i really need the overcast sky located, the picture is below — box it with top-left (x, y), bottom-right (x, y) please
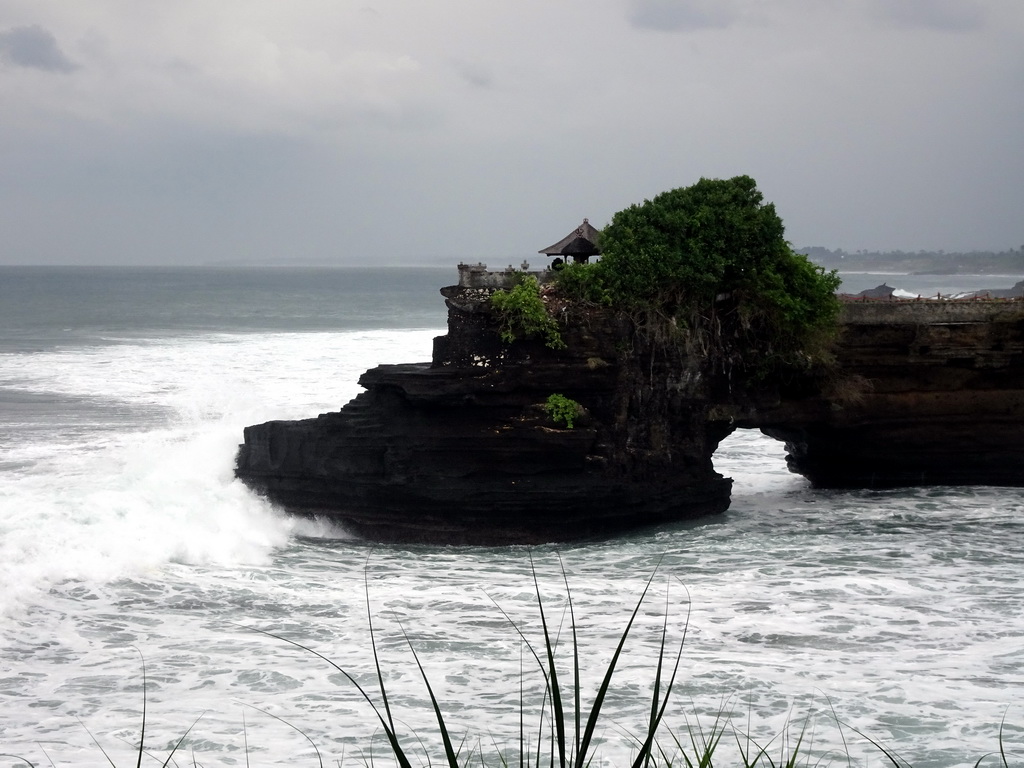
top-left (1, 1), bottom-right (1021, 265)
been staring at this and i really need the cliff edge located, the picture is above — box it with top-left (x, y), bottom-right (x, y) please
top-left (236, 279), bottom-right (1024, 544)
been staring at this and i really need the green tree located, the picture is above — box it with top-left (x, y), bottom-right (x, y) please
top-left (552, 261), bottom-right (611, 306)
top-left (593, 175), bottom-right (841, 373)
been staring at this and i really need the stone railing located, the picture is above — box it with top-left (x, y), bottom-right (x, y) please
top-left (456, 262), bottom-right (554, 290)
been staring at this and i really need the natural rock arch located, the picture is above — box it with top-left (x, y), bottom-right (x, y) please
top-left (236, 281), bottom-right (1024, 544)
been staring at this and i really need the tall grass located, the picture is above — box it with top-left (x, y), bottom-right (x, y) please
top-left (243, 555), bottom-right (686, 768)
top-left (7, 562), bottom-right (1018, 767)
top-left (235, 558), bottom-right (1016, 767)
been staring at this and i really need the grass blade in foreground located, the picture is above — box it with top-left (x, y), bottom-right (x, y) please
top-left (242, 703), bottom-right (323, 768)
top-left (237, 623), bottom-right (414, 768)
top-left (629, 582), bottom-right (689, 768)
top-left (575, 562), bottom-right (665, 768)
top-left (393, 614), bottom-right (462, 768)
top-left (530, 554), bottom-right (568, 768)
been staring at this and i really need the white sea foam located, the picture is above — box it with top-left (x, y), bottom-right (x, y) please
top-left (0, 329), bottom-right (440, 614)
top-left (2, 327), bottom-right (1023, 767)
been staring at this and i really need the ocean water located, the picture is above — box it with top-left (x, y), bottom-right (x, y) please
top-left (1, 267), bottom-right (1022, 767)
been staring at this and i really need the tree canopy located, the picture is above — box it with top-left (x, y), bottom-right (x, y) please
top-left (559, 175), bottom-right (841, 373)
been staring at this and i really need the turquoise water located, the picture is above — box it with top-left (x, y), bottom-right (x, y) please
top-left (0, 268), bottom-right (1021, 767)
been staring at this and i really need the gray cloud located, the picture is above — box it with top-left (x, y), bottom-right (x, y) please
top-left (629, 0), bottom-right (737, 32)
top-left (0, 25), bottom-right (77, 72)
top-left (453, 60), bottom-right (494, 89)
top-left (871, 0), bottom-right (985, 32)
top-left (1, 2), bottom-right (1021, 265)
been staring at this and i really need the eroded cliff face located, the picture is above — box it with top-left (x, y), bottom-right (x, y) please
top-left (236, 286), bottom-right (733, 543)
top-left (235, 285), bottom-right (1024, 544)
top-left (751, 302), bottom-right (1024, 487)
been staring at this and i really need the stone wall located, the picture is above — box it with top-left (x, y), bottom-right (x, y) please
top-left (840, 298), bottom-right (1023, 325)
top-left (457, 262), bottom-right (553, 289)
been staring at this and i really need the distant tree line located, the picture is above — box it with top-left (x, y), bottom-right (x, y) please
top-left (800, 246), bottom-right (1024, 275)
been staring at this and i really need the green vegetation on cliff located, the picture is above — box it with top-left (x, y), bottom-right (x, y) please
top-left (490, 274), bottom-right (566, 349)
top-left (558, 176), bottom-right (841, 376)
top-left (544, 393), bottom-right (582, 428)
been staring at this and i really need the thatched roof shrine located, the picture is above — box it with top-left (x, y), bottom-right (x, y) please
top-left (539, 218), bottom-right (601, 263)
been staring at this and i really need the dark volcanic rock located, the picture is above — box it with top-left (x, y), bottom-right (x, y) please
top-left (750, 301), bottom-right (1024, 488)
top-left (851, 283), bottom-right (896, 299)
top-left (236, 283), bottom-right (1024, 544)
top-left (236, 293), bottom-right (733, 544)
top-left (962, 279), bottom-right (1024, 300)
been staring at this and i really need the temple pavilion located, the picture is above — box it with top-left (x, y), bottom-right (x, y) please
top-left (539, 218), bottom-right (601, 264)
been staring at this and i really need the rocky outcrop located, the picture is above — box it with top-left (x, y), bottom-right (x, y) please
top-left (963, 279), bottom-right (1024, 300)
top-left (750, 301), bottom-right (1024, 487)
top-left (236, 284), bottom-right (1024, 544)
top-left (236, 288), bottom-right (733, 544)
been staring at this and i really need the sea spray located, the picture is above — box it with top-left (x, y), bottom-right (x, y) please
top-left (1, 269), bottom-right (1021, 767)
top-left (0, 328), bottom-right (441, 614)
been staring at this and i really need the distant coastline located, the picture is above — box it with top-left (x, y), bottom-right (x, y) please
top-left (800, 246), bottom-right (1023, 275)
top-left (1, 249), bottom-right (1021, 274)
